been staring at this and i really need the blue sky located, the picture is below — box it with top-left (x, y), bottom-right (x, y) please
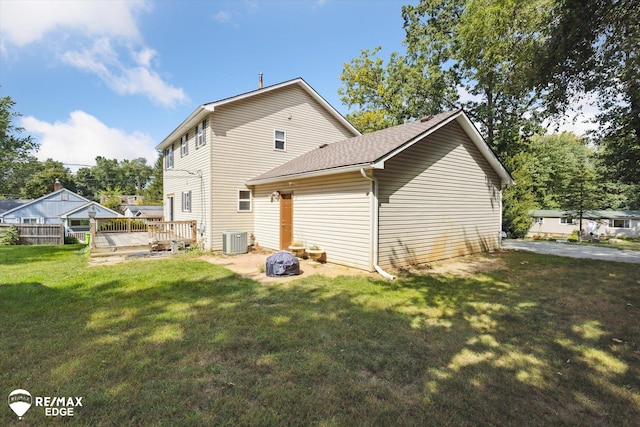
top-left (0, 0), bottom-right (594, 171)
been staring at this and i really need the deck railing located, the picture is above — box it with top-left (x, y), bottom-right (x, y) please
top-left (148, 221), bottom-right (197, 243)
top-left (96, 217), bottom-right (149, 233)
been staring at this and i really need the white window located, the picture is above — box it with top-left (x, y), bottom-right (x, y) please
top-left (22, 218), bottom-right (37, 224)
top-left (181, 134), bottom-right (188, 157)
top-left (560, 217), bottom-right (573, 224)
top-left (609, 219), bottom-right (630, 228)
top-left (238, 190), bottom-right (252, 211)
top-left (182, 191), bottom-right (191, 212)
top-left (196, 120), bottom-right (207, 148)
top-left (165, 145), bottom-right (174, 169)
top-left (533, 217), bottom-right (544, 224)
top-left (274, 130), bottom-right (286, 151)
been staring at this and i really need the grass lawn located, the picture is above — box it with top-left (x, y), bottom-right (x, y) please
top-left (1, 245), bottom-right (639, 426)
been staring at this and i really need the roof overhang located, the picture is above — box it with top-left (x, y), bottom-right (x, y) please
top-left (246, 164), bottom-right (375, 186)
top-left (156, 78), bottom-right (360, 151)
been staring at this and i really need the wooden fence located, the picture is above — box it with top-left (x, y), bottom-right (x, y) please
top-left (0, 223), bottom-right (64, 245)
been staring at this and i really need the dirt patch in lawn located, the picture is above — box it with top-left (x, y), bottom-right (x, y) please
top-left (201, 250), bottom-right (376, 284)
top-left (201, 249), bottom-right (509, 284)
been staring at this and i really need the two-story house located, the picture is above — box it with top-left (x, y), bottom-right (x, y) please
top-left (156, 78), bottom-right (359, 252)
top-left (158, 78), bottom-right (513, 274)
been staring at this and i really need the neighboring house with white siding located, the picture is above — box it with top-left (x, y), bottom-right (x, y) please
top-left (248, 109), bottom-right (513, 272)
top-left (528, 209), bottom-right (640, 238)
top-left (157, 79), bottom-right (513, 273)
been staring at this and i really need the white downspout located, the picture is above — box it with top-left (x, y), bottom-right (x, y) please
top-left (360, 168), bottom-right (396, 280)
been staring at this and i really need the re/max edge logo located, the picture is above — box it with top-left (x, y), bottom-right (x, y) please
top-left (8, 389), bottom-right (83, 419)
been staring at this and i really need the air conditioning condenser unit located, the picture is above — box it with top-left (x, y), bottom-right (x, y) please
top-left (222, 231), bottom-right (248, 255)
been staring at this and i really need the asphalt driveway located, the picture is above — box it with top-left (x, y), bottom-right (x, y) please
top-left (502, 239), bottom-right (640, 264)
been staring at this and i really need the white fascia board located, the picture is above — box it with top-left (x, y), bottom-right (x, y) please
top-left (246, 164), bottom-right (373, 186)
top-left (454, 114), bottom-right (515, 185)
top-left (156, 105), bottom-right (214, 151)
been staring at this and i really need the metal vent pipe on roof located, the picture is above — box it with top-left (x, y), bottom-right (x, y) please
top-left (259, 72), bottom-right (263, 89)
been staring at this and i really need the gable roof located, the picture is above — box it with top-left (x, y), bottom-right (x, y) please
top-left (247, 110), bottom-right (514, 185)
top-left (0, 188), bottom-right (91, 218)
top-left (156, 78), bottom-right (360, 150)
top-left (59, 201), bottom-right (121, 218)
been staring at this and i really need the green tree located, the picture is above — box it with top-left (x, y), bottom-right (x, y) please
top-left (0, 95), bottom-right (39, 197)
top-left (121, 157), bottom-right (153, 195)
top-left (21, 159), bottom-right (76, 198)
top-left (142, 153), bottom-right (164, 204)
top-left (535, 0), bottom-right (640, 184)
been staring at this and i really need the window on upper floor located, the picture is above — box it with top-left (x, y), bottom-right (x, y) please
top-left (182, 191), bottom-right (191, 212)
top-left (274, 130), bottom-right (286, 151)
top-left (196, 120), bottom-right (207, 148)
top-left (609, 219), bottom-right (630, 228)
top-left (238, 190), bottom-right (252, 212)
top-left (181, 133), bottom-right (188, 157)
top-left (165, 145), bottom-right (174, 169)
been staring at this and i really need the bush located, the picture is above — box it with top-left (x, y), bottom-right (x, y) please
top-left (65, 235), bottom-right (80, 244)
top-left (0, 226), bottom-right (20, 245)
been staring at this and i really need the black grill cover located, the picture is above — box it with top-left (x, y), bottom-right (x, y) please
top-left (265, 251), bottom-right (301, 277)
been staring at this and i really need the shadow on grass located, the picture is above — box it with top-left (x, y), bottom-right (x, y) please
top-left (0, 252), bottom-right (639, 425)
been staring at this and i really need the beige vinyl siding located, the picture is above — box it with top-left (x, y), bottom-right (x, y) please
top-left (208, 85), bottom-right (356, 250)
top-left (163, 118), bottom-right (212, 248)
top-left (377, 121), bottom-right (502, 269)
top-left (253, 171), bottom-right (372, 270)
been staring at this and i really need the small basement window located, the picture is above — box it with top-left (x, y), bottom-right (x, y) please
top-left (274, 130), bottom-right (286, 151)
top-left (238, 190), bottom-right (252, 211)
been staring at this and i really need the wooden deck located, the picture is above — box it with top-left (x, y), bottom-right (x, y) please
top-left (90, 219), bottom-right (197, 256)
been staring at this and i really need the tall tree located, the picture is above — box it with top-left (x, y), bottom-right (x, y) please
top-left (535, 0), bottom-right (640, 183)
top-left (21, 159), bottom-right (76, 198)
top-left (142, 153), bottom-right (164, 205)
top-left (0, 95), bottom-right (39, 197)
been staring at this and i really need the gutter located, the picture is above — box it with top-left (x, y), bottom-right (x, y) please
top-left (360, 168), bottom-right (396, 280)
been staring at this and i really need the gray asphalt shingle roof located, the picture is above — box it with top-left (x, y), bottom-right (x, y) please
top-left (248, 110), bottom-right (461, 183)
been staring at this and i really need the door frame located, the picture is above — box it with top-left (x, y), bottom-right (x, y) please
top-left (279, 193), bottom-right (293, 250)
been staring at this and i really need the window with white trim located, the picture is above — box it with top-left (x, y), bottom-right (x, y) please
top-left (608, 219), bottom-right (630, 228)
top-left (182, 191), bottom-right (191, 212)
top-left (165, 145), bottom-right (174, 169)
top-left (533, 217), bottom-right (543, 224)
top-left (274, 130), bottom-right (286, 151)
top-left (22, 218), bottom-right (37, 224)
top-left (181, 133), bottom-right (188, 157)
top-left (238, 190), bottom-right (252, 211)
top-left (560, 217), bottom-right (573, 224)
top-left (196, 120), bottom-right (207, 148)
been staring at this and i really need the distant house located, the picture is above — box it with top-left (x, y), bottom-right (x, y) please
top-left (0, 181), bottom-right (121, 238)
top-left (157, 78), bottom-right (513, 273)
top-left (528, 209), bottom-right (640, 238)
top-left (123, 205), bottom-right (163, 220)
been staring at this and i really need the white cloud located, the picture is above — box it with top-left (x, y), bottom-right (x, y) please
top-left (0, 0), bottom-right (149, 46)
top-left (61, 38), bottom-right (189, 107)
top-left (212, 11), bottom-right (232, 24)
top-left (1, 0), bottom-right (187, 108)
top-left (21, 111), bottom-right (158, 171)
